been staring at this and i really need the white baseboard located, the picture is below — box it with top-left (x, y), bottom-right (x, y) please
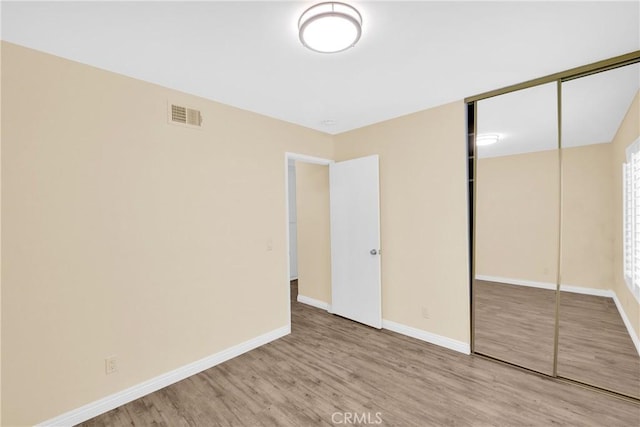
top-left (475, 275), bottom-right (556, 291)
top-left (476, 274), bottom-right (639, 356)
top-left (612, 293), bottom-right (640, 356)
top-left (475, 274), bottom-right (614, 297)
top-left (37, 325), bottom-right (290, 427)
top-left (297, 294), bottom-right (331, 311)
top-left (382, 319), bottom-right (470, 355)
top-left (560, 284), bottom-right (614, 298)
top-left (297, 296), bottom-right (469, 355)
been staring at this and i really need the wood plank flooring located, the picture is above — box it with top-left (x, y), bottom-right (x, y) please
top-left (80, 281), bottom-right (639, 426)
top-left (557, 291), bottom-right (640, 398)
top-left (475, 280), bottom-right (640, 398)
top-left (474, 281), bottom-right (556, 375)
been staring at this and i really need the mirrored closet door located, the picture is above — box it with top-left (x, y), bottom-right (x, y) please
top-left (470, 53), bottom-right (640, 400)
top-left (558, 62), bottom-right (640, 399)
top-left (473, 82), bottom-right (559, 375)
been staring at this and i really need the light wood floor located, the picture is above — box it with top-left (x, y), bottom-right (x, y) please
top-left (474, 281), bottom-right (556, 375)
top-left (80, 281), bottom-right (639, 426)
top-left (475, 280), bottom-right (640, 398)
top-left (558, 291), bottom-right (640, 398)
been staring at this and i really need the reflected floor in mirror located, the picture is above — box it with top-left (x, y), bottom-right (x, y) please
top-left (558, 291), bottom-right (640, 398)
top-left (475, 280), bottom-right (639, 398)
top-left (474, 280), bottom-right (556, 374)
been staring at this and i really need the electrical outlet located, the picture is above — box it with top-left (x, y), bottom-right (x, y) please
top-left (105, 356), bottom-right (118, 375)
top-left (266, 238), bottom-right (273, 252)
top-left (421, 306), bottom-right (430, 319)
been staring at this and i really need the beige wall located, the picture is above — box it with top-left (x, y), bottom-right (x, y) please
top-left (476, 144), bottom-right (615, 291)
top-left (2, 43), bottom-right (473, 426)
top-left (295, 162), bottom-right (331, 304)
top-left (334, 102), bottom-right (470, 344)
top-left (561, 143), bottom-right (614, 290)
top-left (1, 42), bottom-right (334, 426)
top-left (612, 90), bottom-right (640, 339)
top-left (476, 150), bottom-right (560, 284)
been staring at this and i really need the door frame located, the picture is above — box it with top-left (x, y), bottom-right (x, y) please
top-left (284, 152), bottom-right (334, 329)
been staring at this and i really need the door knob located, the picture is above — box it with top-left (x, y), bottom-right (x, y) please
top-left (370, 249), bottom-right (378, 255)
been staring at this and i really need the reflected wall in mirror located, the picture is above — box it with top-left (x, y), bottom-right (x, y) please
top-left (474, 82), bottom-right (559, 375)
top-left (558, 63), bottom-right (640, 398)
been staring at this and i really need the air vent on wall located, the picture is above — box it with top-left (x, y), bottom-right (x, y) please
top-left (169, 103), bottom-right (203, 128)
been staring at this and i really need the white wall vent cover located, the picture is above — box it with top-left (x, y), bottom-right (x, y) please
top-left (168, 102), bottom-right (202, 128)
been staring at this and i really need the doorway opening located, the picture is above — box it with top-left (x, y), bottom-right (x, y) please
top-left (284, 152), bottom-right (334, 329)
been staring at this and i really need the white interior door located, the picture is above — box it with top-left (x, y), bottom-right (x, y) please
top-left (330, 155), bottom-right (381, 329)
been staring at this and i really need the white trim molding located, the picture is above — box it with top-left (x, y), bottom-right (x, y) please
top-left (285, 152), bottom-right (335, 166)
top-left (382, 319), bottom-right (471, 355)
top-left (475, 275), bottom-right (614, 297)
top-left (560, 284), bottom-right (614, 298)
top-left (296, 297), bottom-right (471, 356)
top-left (612, 293), bottom-right (640, 356)
top-left (37, 326), bottom-right (290, 427)
top-left (475, 275), bottom-right (556, 291)
top-left (297, 294), bottom-right (331, 311)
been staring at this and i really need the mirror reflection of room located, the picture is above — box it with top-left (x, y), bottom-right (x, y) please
top-left (474, 82), bottom-right (559, 375)
top-left (557, 63), bottom-right (640, 398)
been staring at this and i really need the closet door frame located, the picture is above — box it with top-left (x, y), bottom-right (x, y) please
top-left (466, 50), bottom-right (640, 402)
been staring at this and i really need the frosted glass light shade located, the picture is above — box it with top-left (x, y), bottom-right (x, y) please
top-left (476, 134), bottom-right (500, 146)
top-left (298, 2), bottom-right (362, 53)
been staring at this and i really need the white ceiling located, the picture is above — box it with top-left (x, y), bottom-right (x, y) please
top-left (477, 81), bottom-right (558, 158)
top-left (1, 1), bottom-right (639, 135)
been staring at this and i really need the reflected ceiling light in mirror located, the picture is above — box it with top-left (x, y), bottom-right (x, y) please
top-left (298, 2), bottom-right (363, 53)
top-left (476, 134), bottom-right (500, 146)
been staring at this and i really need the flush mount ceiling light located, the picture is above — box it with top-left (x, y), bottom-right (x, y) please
top-left (298, 2), bottom-right (363, 53)
top-left (476, 134), bottom-right (500, 146)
